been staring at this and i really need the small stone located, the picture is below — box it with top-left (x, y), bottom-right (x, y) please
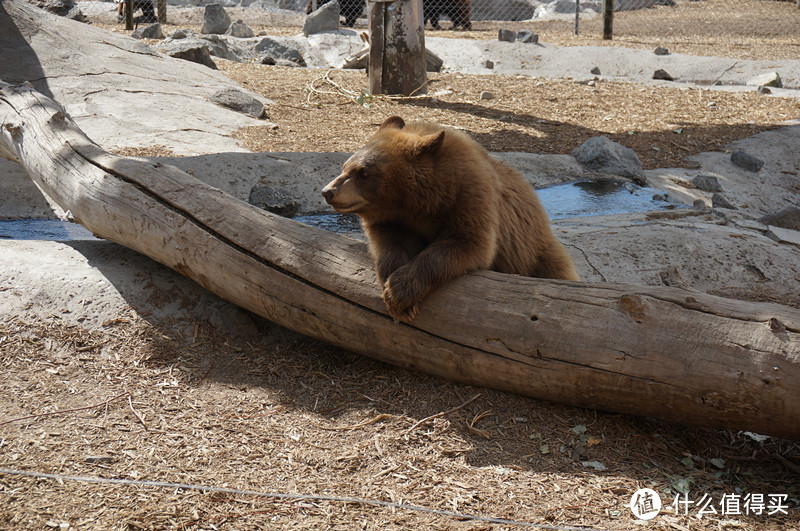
top-left (225, 19), bottom-right (255, 38)
top-left (498, 29), bottom-right (516, 43)
top-left (168, 29), bottom-right (188, 39)
top-left (757, 86), bottom-right (772, 95)
top-left (746, 71), bottom-right (782, 88)
top-left (707, 101), bottom-right (717, 108)
top-left (711, 193), bottom-right (737, 210)
top-left (691, 174), bottom-right (723, 193)
top-left (132, 23), bottom-right (163, 40)
top-left (480, 91), bottom-right (495, 100)
top-left (483, 59), bottom-right (494, 69)
top-left (653, 46), bottom-right (670, 55)
top-left (517, 30), bottom-right (538, 43)
top-left (210, 89), bottom-right (267, 119)
top-left (730, 150), bottom-right (764, 172)
top-left (759, 207), bottom-right (800, 231)
top-left (248, 185), bottom-right (300, 218)
top-left (653, 69), bottom-right (673, 81)
top-left (590, 66), bottom-right (601, 75)
top-left (692, 199), bottom-right (707, 210)
top-left (85, 455), bottom-right (114, 464)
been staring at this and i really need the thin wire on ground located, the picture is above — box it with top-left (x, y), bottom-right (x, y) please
top-left (0, 468), bottom-right (612, 531)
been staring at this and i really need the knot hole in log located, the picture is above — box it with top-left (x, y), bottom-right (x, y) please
top-left (618, 294), bottom-right (647, 323)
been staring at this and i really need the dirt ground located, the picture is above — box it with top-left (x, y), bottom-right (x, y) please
top-left (216, 63), bottom-right (800, 170)
top-left (2, 311), bottom-right (799, 530)
top-left (3, 6), bottom-right (800, 530)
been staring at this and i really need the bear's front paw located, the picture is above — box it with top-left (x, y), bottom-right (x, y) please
top-left (382, 277), bottom-right (419, 323)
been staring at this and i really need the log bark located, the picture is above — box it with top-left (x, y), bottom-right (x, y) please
top-left (2, 81), bottom-right (799, 440)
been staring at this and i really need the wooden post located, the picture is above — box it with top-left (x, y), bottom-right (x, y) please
top-left (574, 0), bottom-right (580, 35)
top-left (157, 0), bottom-right (167, 23)
top-left (368, 0), bottom-right (427, 96)
top-left (125, 0), bottom-right (133, 30)
top-left (602, 0), bottom-right (613, 40)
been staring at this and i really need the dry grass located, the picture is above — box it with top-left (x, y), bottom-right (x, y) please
top-left (2, 316), bottom-right (799, 530)
top-left (220, 63), bottom-right (800, 170)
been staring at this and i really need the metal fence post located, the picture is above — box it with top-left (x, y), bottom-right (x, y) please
top-left (602, 0), bottom-right (613, 39)
top-left (368, 0), bottom-right (427, 96)
top-left (157, 0), bottom-right (167, 23)
top-left (125, 0), bottom-right (133, 30)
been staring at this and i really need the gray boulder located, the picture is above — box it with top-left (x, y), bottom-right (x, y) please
top-left (691, 174), bottom-right (723, 193)
top-left (198, 34), bottom-right (238, 60)
top-left (572, 136), bottom-right (644, 183)
top-left (226, 19), bottom-right (255, 38)
top-left (201, 3), bottom-right (231, 35)
top-left (24, 0), bottom-right (79, 17)
top-left (168, 28), bottom-right (190, 39)
top-left (162, 42), bottom-right (218, 69)
top-left (132, 23), bottom-right (164, 40)
top-left (210, 89), bottom-right (267, 119)
top-left (711, 193), bottom-right (737, 210)
top-left (498, 29), bottom-right (516, 42)
top-left (159, 36), bottom-right (236, 62)
top-left (746, 72), bottom-right (782, 88)
top-left (248, 184), bottom-right (300, 218)
top-left (255, 37), bottom-right (306, 67)
top-left (730, 150), bottom-right (764, 172)
top-left (653, 69), bottom-right (673, 81)
top-left (303, 0), bottom-right (340, 36)
top-left (517, 30), bottom-right (538, 43)
top-left (759, 207), bottom-right (800, 231)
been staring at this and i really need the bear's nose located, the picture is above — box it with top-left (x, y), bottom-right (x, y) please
top-left (322, 189), bottom-right (334, 203)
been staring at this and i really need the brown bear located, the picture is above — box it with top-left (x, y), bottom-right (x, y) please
top-left (424, 0), bottom-right (472, 31)
top-left (321, 116), bottom-right (579, 322)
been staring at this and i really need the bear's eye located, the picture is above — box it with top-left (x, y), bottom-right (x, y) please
top-left (356, 167), bottom-right (368, 180)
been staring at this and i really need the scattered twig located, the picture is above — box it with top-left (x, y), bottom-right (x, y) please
top-left (404, 394), bottom-right (481, 435)
top-left (321, 413), bottom-right (399, 431)
top-left (0, 392), bottom-right (129, 426)
top-left (776, 454), bottom-right (800, 475)
top-left (128, 395), bottom-right (148, 431)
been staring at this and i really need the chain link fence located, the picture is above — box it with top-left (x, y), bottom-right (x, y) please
top-left (61, 0), bottom-right (800, 50)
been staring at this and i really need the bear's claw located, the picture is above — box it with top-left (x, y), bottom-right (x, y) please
top-left (382, 285), bottom-right (419, 323)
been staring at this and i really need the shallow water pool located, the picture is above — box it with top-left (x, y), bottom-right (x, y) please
top-left (297, 179), bottom-right (682, 234)
top-left (0, 219), bottom-right (100, 241)
top-left (1, 180), bottom-right (682, 240)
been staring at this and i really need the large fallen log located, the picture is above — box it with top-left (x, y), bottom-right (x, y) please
top-left (2, 81), bottom-right (799, 439)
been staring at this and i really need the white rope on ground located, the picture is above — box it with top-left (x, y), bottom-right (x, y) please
top-left (0, 468), bottom-right (611, 530)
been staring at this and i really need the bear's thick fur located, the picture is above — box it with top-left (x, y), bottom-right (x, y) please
top-left (321, 116), bottom-right (579, 322)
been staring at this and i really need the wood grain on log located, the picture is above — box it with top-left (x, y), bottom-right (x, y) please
top-left (2, 81), bottom-right (799, 439)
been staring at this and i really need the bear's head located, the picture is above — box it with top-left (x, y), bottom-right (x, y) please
top-left (321, 116), bottom-right (445, 218)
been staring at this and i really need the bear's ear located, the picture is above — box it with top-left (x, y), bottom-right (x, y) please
top-left (379, 116), bottom-right (405, 131)
top-left (412, 130), bottom-right (445, 158)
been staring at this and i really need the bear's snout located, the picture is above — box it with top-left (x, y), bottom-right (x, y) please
top-left (321, 187), bottom-right (334, 203)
